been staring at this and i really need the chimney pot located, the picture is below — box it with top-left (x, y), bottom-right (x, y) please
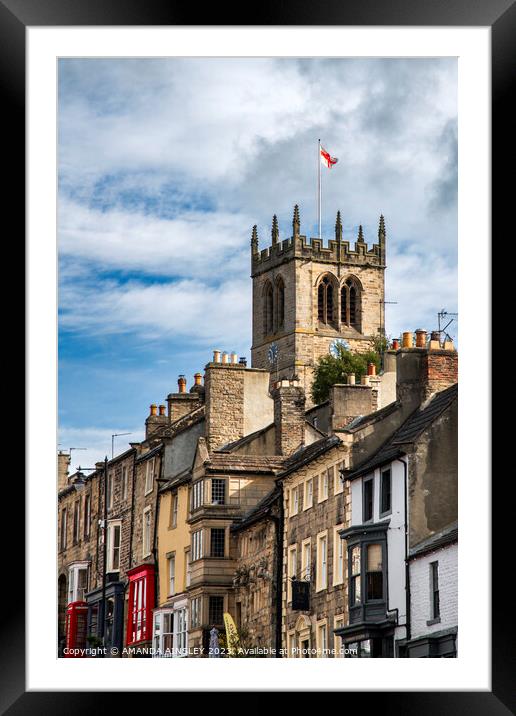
top-left (158, 404), bottom-right (166, 416)
top-left (178, 375), bottom-right (187, 393)
top-left (415, 329), bottom-right (427, 348)
top-left (230, 352), bottom-right (238, 364)
top-left (392, 338), bottom-right (400, 350)
top-left (194, 372), bottom-right (203, 385)
top-left (443, 339), bottom-right (455, 351)
top-left (213, 350), bottom-right (221, 363)
top-left (367, 362), bottom-right (376, 376)
top-left (348, 373), bottom-right (356, 386)
top-left (238, 357), bottom-right (247, 367)
top-left (402, 331), bottom-right (413, 348)
top-left (150, 404), bottom-right (157, 416)
top-left (361, 375), bottom-right (370, 386)
top-left (221, 352), bottom-right (229, 364)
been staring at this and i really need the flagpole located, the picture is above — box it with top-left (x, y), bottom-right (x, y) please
top-left (318, 138), bottom-right (321, 239)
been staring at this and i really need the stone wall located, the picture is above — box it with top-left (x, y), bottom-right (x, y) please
top-left (281, 442), bottom-right (351, 657)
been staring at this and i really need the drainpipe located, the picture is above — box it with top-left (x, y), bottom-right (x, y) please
top-left (395, 456), bottom-right (411, 646)
top-left (151, 451), bottom-right (162, 613)
top-left (128, 450), bottom-right (137, 570)
top-left (271, 484), bottom-right (284, 657)
top-left (101, 456), bottom-right (109, 645)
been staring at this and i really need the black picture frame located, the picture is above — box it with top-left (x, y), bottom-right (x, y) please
top-left (6, 0), bottom-right (509, 710)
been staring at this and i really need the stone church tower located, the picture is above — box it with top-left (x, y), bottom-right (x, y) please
top-left (250, 206), bottom-right (386, 402)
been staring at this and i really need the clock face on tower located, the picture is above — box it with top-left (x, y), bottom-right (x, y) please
top-left (267, 343), bottom-right (279, 366)
top-left (329, 339), bottom-right (350, 357)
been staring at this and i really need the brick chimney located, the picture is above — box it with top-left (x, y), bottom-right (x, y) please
top-left (272, 378), bottom-right (306, 456)
top-left (58, 451), bottom-right (71, 492)
top-left (396, 330), bottom-right (458, 406)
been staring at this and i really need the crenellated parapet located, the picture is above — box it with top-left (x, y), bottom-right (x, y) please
top-left (251, 205), bottom-right (386, 276)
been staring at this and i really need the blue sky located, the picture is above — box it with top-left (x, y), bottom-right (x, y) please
top-left (58, 57), bottom-right (457, 470)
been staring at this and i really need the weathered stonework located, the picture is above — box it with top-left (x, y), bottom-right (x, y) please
top-left (251, 208), bottom-right (386, 402)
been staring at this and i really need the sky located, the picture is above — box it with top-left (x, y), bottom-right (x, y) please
top-left (58, 57), bottom-right (458, 471)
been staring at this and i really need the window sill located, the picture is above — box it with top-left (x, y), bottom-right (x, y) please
top-left (426, 617), bottom-right (441, 626)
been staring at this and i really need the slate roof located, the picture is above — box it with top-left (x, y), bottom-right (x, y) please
top-left (205, 453), bottom-right (285, 474)
top-left (409, 521), bottom-right (458, 558)
top-left (338, 400), bottom-right (400, 433)
top-left (216, 423), bottom-right (274, 453)
top-left (278, 435), bottom-right (341, 478)
top-left (392, 383), bottom-right (458, 445)
top-left (231, 487), bottom-right (281, 532)
top-left (345, 383), bottom-right (458, 481)
top-left (160, 404), bottom-right (205, 439)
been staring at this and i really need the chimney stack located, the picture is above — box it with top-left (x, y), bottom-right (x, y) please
top-left (330, 382), bottom-right (374, 431)
top-left (272, 379), bottom-right (306, 456)
top-left (146, 402), bottom-right (168, 439)
top-left (396, 329), bottom-right (458, 406)
top-left (58, 451), bottom-right (71, 492)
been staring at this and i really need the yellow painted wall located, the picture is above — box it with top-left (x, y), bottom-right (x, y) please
top-left (157, 484), bottom-right (191, 605)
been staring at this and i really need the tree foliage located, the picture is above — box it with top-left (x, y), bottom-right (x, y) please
top-left (310, 341), bottom-right (383, 405)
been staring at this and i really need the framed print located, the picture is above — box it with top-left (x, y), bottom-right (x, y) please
top-left (5, 0), bottom-right (511, 710)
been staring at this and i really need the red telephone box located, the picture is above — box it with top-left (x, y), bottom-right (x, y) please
top-left (65, 601), bottom-right (88, 656)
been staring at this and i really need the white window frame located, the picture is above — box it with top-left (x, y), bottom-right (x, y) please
top-left (107, 520), bottom-right (122, 572)
top-left (191, 480), bottom-right (204, 510)
top-left (316, 531), bottom-right (328, 592)
top-left (144, 458), bottom-right (155, 495)
top-left (301, 538), bottom-right (311, 581)
top-left (190, 596), bottom-right (201, 627)
top-left (60, 508), bottom-right (67, 550)
top-left (171, 493), bottom-right (178, 528)
top-left (192, 529), bottom-right (203, 561)
top-left (304, 478), bottom-right (313, 510)
top-left (175, 607), bottom-right (188, 656)
top-left (67, 562), bottom-right (89, 604)
top-left (333, 524), bottom-right (345, 586)
top-left (122, 465), bottom-right (129, 501)
top-left (316, 620), bottom-right (328, 657)
top-left (107, 471), bottom-right (114, 510)
top-left (334, 461), bottom-right (344, 495)
top-left (318, 471), bottom-right (329, 503)
top-left (185, 548), bottom-right (191, 587)
top-left (142, 507), bottom-right (152, 558)
top-left (290, 486), bottom-right (299, 516)
top-left (83, 493), bottom-right (91, 539)
top-left (334, 614), bottom-right (345, 657)
top-left (287, 544), bottom-right (297, 603)
top-left (168, 554), bottom-right (176, 596)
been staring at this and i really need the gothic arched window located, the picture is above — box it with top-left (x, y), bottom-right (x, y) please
top-left (275, 277), bottom-right (285, 330)
top-left (263, 282), bottom-right (274, 336)
top-left (317, 275), bottom-right (336, 325)
top-left (341, 277), bottom-right (361, 329)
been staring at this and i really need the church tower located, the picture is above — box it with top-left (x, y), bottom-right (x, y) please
top-left (250, 206), bottom-right (386, 403)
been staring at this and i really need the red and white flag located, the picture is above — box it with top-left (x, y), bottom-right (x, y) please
top-left (320, 145), bottom-right (338, 168)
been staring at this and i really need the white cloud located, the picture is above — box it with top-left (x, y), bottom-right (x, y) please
top-left (59, 425), bottom-right (144, 475)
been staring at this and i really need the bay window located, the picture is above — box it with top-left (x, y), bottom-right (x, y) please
top-left (192, 529), bottom-right (203, 561)
top-left (366, 544), bottom-right (383, 600)
top-left (350, 545), bottom-right (361, 604)
top-left (191, 480), bottom-right (204, 510)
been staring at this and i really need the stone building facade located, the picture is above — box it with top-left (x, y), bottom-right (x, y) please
top-left (251, 207), bottom-right (386, 401)
top-left (279, 437), bottom-right (350, 657)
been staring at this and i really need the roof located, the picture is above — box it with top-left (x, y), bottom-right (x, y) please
top-left (345, 384), bottom-right (458, 481)
top-left (136, 442), bottom-right (163, 463)
top-left (231, 487), bottom-right (281, 532)
top-left (159, 467), bottom-right (192, 493)
top-left (337, 400), bottom-right (400, 433)
top-left (278, 435), bottom-right (341, 478)
top-left (205, 453), bottom-right (285, 474)
top-left (409, 521), bottom-right (458, 558)
top-left (305, 400), bottom-right (330, 415)
top-left (160, 405), bottom-right (205, 439)
top-left (216, 423), bottom-right (274, 453)
top-left (392, 383), bottom-right (458, 445)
